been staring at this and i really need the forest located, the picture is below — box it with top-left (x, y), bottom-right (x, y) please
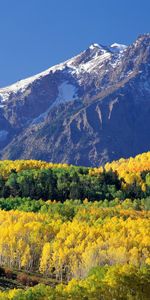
top-left (0, 152), bottom-right (150, 299)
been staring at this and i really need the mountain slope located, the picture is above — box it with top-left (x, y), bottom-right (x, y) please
top-left (0, 34), bottom-right (150, 166)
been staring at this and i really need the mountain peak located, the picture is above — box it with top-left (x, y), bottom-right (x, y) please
top-left (133, 33), bottom-right (150, 50)
top-left (88, 42), bottom-right (128, 55)
top-left (110, 43), bottom-right (127, 53)
top-left (89, 43), bottom-right (101, 50)
top-left (137, 33), bottom-right (150, 39)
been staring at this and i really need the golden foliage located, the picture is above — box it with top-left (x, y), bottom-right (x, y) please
top-left (0, 208), bottom-right (149, 280)
top-left (89, 151), bottom-right (150, 186)
top-left (0, 160), bottom-right (69, 177)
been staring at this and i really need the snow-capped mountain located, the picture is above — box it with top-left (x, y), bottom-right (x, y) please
top-left (0, 34), bottom-right (150, 166)
top-left (0, 41), bottom-right (126, 103)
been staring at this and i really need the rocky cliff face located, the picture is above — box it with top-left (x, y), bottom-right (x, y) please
top-left (0, 34), bottom-right (150, 166)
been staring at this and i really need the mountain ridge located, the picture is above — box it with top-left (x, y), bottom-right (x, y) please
top-left (0, 33), bottom-right (150, 166)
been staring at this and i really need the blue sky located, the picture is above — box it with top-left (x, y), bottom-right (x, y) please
top-left (0, 0), bottom-right (150, 87)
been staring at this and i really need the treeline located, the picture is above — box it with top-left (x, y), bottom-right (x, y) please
top-left (1, 152), bottom-right (150, 201)
top-left (1, 166), bottom-right (150, 201)
top-left (0, 167), bottom-right (123, 201)
top-left (0, 197), bottom-right (150, 215)
top-left (0, 265), bottom-right (150, 299)
top-left (0, 159), bottom-right (69, 177)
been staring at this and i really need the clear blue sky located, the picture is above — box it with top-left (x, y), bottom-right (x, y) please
top-left (0, 0), bottom-right (150, 87)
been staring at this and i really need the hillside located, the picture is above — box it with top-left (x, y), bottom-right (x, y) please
top-left (0, 151), bottom-right (150, 203)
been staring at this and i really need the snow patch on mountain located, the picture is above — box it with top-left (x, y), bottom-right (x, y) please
top-left (52, 82), bottom-right (77, 107)
top-left (80, 52), bottom-right (111, 72)
top-left (110, 43), bottom-right (127, 53)
top-left (0, 130), bottom-right (8, 141)
top-left (89, 43), bottom-right (102, 50)
top-left (32, 82), bottom-right (77, 125)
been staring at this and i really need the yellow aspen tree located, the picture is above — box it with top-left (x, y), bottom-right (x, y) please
top-left (39, 242), bottom-right (51, 275)
top-left (21, 245), bottom-right (31, 270)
